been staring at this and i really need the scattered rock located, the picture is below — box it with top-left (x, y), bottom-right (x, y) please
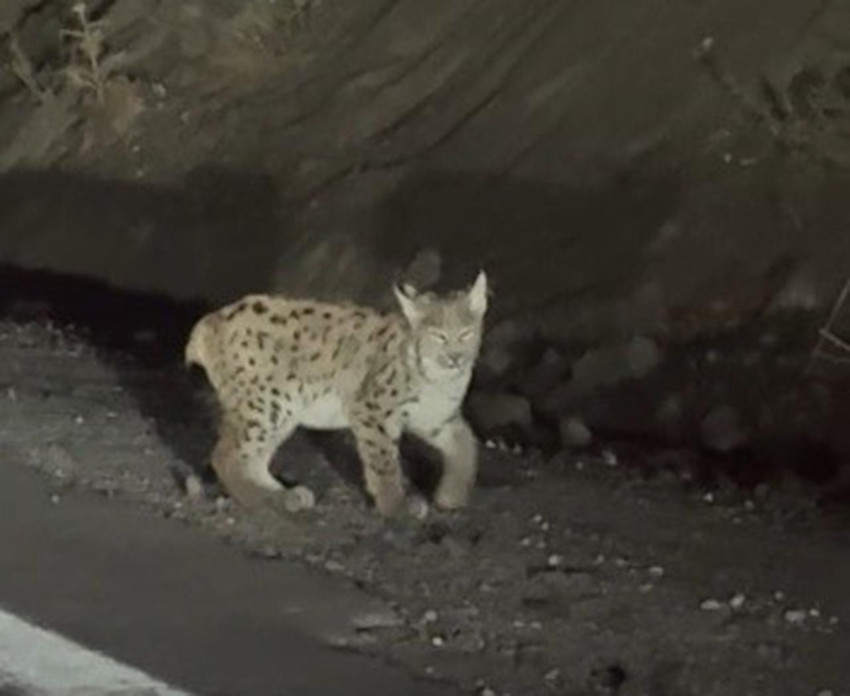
top-left (466, 391), bottom-right (534, 440)
top-left (478, 319), bottom-right (525, 379)
top-left (350, 606), bottom-right (403, 631)
top-left (520, 347), bottom-right (571, 403)
top-left (560, 416), bottom-right (593, 448)
top-left (184, 473), bottom-right (205, 501)
top-left (700, 598), bottom-right (723, 611)
top-left (783, 608), bottom-right (808, 625)
top-left (729, 593), bottom-right (746, 610)
top-left (402, 248), bottom-right (441, 291)
top-left (700, 405), bottom-right (748, 453)
top-left (626, 335), bottom-right (661, 378)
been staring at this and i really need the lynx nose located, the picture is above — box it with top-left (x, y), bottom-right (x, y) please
top-left (447, 352), bottom-right (464, 367)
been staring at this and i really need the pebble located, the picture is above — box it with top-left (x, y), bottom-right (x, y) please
top-left (729, 593), bottom-right (746, 610)
top-left (547, 554), bottom-right (563, 568)
top-left (545, 668), bottom-right (560, 682)
top-left (431, 635), bottom-right (445, 647)
top-left (184, 474), bottom-right (204, 501)
top-left (602, 450), bottom-right (618, 467)
top-left (784, 608), bottom-right (808, 625)
top-left (700, 598), bottom-right (723, 611)
top-left (50, 494), bottom-right (60, 505)
top-left (648, 565), bottom-right (665, 578)
top-left (702, 492), bottom-right (715, 504)
top-left (422, 609), bottom-right (438, 624)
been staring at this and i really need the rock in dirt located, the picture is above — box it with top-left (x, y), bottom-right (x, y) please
top-left (700, 405), bottom-right (748, 453)
top-left (466, 391), bottom-right (534, 440)
top-left (626, 334), bottom-right (661, 378)
top-left (401, 248), bottom-right (441, 291)
top-left (477, 319), bottom-right (525, 379)
top-left (559, 416), bottom-right (593, 448)
top-left (519, 347), bottom-right (571, 403)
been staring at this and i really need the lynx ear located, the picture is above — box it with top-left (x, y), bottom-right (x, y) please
top-left (394, 282), bottom-right (422, 325)
top-left (468, 270), bottom-right (488, 316)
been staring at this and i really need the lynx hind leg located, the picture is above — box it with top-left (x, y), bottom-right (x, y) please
top-left (423, 416), bottom-right (478, 510)
top-left (211, 417), bottom-right (315, 514)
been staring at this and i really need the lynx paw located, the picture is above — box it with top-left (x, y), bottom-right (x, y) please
top-left (433, 485), bottom-right (471, 511)
top-left (283, 485), bottom-right (316, 512)
top-left (373, 482), bottom-right (406, 517)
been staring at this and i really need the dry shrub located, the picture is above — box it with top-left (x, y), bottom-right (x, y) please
top-left (205, 0), bottom-right (317, 93)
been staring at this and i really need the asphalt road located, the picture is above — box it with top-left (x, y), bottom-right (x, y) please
top-left (0, 463), bottom-right (456, 696)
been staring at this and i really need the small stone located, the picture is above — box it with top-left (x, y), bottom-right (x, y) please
top-left (544, 668), bottom-right (561, 682)
top-left (74, 415), bottom-right (84, 425)
top-left (702, 492), bottom-right (715, 504)
top-left (520, 537), bottom-right (532, 547)
top-left (700, 598), bottom-right (723, 611)
top-left (560, 416), bottom-right (593, 448)
top-left (539, 521), bottom-right (550, 532)
top-left (627, 335), bottom-right (661, 378)
top-left (648, 565), bottom-right (665, 578)
top-left (184, 474), bottom-right (204, 501)
top-left (422, 609), bottom-right (438, 624)
top-left (547, 554), bottom-right (563, 567)
top-left (351, 607), bottom-right (403, 631)
top-left (602, 450), bottom-right (618, 467)
top-left (773, 591), bottom-right (786, 602)
top-left (50, 494), bottom-right (60, 505)
top-left (700, 405), bottom-right (748, 453)
top-left (466, 392), bottom-right (534, 439)
top-left (784, 608), bottom-right (807, 625)
top-left (729, 593), bottom-right (746, 610)
top-left (324, 559), bottom-right (345, 573)
top-left (480, 689), bottom-right (496, 696)
top-left (485, 439), bottom-right (497, 449)
top-left (431, 635), bottom-right (445, 647)
top-left (809, 607), bottom-right (821, 618)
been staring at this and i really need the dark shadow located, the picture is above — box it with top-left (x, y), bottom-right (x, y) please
top-left (0, 166), bottom-right (290, 487)
top-left (370, 168), bottom-right (683, 318)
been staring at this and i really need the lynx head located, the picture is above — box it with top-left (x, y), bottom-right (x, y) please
top-left (394, 270), bottom-right (488, 381)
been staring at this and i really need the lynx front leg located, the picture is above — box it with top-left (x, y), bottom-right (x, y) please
top-left (349, 413), bottom-right (406, 517)
top-left (421, 416), bottom-right (478, 510)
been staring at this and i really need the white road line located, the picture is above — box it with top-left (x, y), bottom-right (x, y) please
top-left (0, 607), bottom-right (194, 695)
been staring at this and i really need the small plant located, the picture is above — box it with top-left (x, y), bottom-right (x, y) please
top-left (61, 2), bottom-right (109, 103)
top-left (6, 33), bottom-right (51, 102)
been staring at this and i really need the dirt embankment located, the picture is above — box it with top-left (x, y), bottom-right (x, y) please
top-left (3, 1), bottom-right (850, 483)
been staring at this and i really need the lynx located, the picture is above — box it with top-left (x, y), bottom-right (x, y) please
top-left (184, 272), bottom-right (488, 517)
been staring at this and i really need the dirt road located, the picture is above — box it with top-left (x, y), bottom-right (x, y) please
top-left (1, 319), bottom-right (849, 696)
